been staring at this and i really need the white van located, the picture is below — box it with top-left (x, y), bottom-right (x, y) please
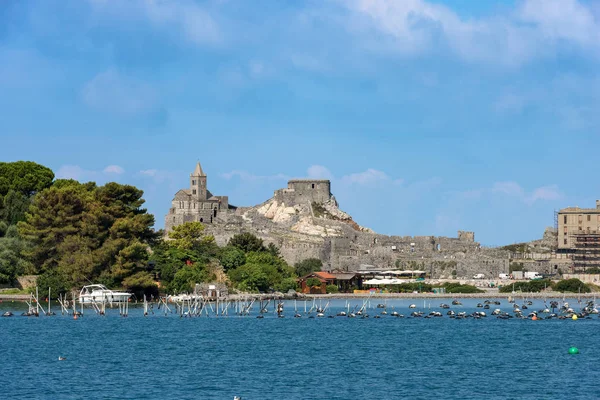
top-left (473, 273), bottom-right (485, 279)
top-left (499, 273), bottom-right (509, 279)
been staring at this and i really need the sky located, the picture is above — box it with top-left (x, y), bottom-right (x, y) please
top-left (1, 0), bottom-right (599, 246)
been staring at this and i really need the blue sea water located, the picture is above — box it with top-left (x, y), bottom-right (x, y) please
top-left (0, 298), bottom-right (598, 400)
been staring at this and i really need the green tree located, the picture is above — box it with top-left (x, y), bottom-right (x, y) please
top-left (36, 270), bottom-right (69, 296)
top-left (267, 242), bottom-right (280, 257)
top-left (0, 161), bottom-right (54, 197)
top-left (0, 236), bottom-right (32, 283)
top-left (294, 258), bottom-right (322, 277)
top-left (326, 284), bottom-right (339, 294)
top-left (228, 232), bottom-right (265, 253)
top-left (228, 263), bottom-right (270, 292)
top-left (122, 271), bottom-right (158, 298)
top-left (18, 180), bottom-right (155, 290)
top-left (274, 277), bottom-right (298, 292)
top-left (554, 278), bottom-right (590, 293)
top-left (218, 246), bottom-right (246, 271)
top-left (18, 184), bottom-right (89, 273)
top-left (168, 221), bottom-right (213, 250)
top-left (170, 264), bottom-right (212, 293)
top-left (306, 277), bottom-right (322, 287)
top-left (1, 190), bottom-right (31, 225)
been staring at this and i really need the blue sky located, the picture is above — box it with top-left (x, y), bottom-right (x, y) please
top-left (1, 0), bottom-right (599, 246)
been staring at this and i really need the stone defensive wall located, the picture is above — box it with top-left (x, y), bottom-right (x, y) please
top-left (198, 179), bottom-right (511, 278)
top-left (273, 179), bottom-right (332, 206)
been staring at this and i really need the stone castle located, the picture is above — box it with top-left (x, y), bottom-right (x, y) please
top-left (165, 162), bottom-right (510, 278)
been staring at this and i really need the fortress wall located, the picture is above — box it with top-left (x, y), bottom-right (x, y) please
top-left (274, 180), bottom-right (332, 206)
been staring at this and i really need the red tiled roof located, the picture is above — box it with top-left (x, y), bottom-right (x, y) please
top-left (314, 271), bottom-right (336, 280)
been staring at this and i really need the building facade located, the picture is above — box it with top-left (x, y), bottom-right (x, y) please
top-left (164, 162), bottom-right (230, 233)
top-left (558, 201), bottom-right (600, 249)
top-left (557, 200), bottom-right (600, 271)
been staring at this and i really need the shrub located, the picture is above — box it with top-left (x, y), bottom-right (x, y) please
top-left (498, 279), bottom-right (552, 293)
top-left (326, 284), bottom-right (339, 294)
top-left (442, 282), bottom-right (484, 293)
top-left (274, 277), bottom-right (298, 293)
top-left (36, 270), bottom-right (70, 297)
top-left (387, 282), bottom-right (432, 293)
top-left (509, 262), bottom-right (524, 273)
top-left (295, 258), bottom-right (323, 277)
top-left (306, 277), bottom-right (322, 288)
top-left (554, 278), bottom-right (590, 293)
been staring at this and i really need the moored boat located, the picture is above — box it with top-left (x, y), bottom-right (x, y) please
top-left (78, 284), bottom-right (131, 304)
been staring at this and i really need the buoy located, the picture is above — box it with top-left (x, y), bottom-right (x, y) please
top-left (73, 314), bottom-right (78, 320)
top-left (568, 347), bottom-right (579, 355)
top-left (532, 315), bottom-right (537, 321)
top-left (572, 315), bottom-right (578, 321)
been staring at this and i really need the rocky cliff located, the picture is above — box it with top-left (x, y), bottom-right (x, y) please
top-left (203, 180), bottom-right (511, 278)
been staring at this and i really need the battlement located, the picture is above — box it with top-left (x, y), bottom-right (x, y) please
top-left (458, 230), bottom-right (475, 242)
top-left (274, 179), bottom-right (332, 206)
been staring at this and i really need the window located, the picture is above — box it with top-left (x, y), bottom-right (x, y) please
top-left (192, 180), bottom-right (196, 185)
top-left (311, 183), bottom-right (315, 189)
top-left (564, 215), bottom-right (567, 224)
top-left (564, 239), bottom-right (567, 245)
top-left (192, 189), bottom-right (196, 195)
top-left (588, 215), bottom-right (591, 222)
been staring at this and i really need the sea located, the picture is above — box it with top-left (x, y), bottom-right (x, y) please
top-left (0, 297), bottom-right (598, 400)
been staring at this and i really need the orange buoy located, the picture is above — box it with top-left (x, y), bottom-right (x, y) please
top-left (73, 314), bottom-right (78, 320)
top-left (532, 315), bottom-right (537, 321)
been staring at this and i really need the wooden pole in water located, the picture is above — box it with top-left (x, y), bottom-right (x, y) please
top-left (36, 286), bottom-right (39, 316)
top-left (48, 287), bottom-right (51, 315)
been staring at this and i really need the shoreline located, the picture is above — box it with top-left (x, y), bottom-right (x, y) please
top-left (309, 291), bottom-right (598, 299)
top-left (1, 291), bottom-right (597, 302)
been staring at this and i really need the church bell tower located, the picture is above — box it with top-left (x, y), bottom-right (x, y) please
top-left (190, 161), bottom-right (207, 200)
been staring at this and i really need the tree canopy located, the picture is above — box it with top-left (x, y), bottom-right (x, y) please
top-left (295, 258), bottom-right (323, 277)
top-left (228, 232), bottom-right (266, 253)
top-left (0, 161), bottom-right (54, 197)
top-left (17, 180), bottom-right (157, 294)
top-left (0, 162), bottom-right (303, 296)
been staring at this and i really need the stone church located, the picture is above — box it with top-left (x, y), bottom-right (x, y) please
top-left (164, 162), bottom-right (230, 232)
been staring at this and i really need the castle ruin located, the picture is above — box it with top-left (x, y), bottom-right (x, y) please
top-left (165, 161), bottom-right (510, 278)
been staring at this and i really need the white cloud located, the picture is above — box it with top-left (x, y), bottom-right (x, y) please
top-left (55, 165), bottom-right (91, 181)
top-left (137, 169), bottom-right (178, 184)
top-left (526, 185), bottom-right (562, 205)
top-left (489, 181), bottom-right (562, 204)
top-left (341, 168), bottom-right (397, 185)
top-left (87, 0), bottom-right (220, 46)
top-left (492, 181), bottom-right (525, 197)
top-left (139, 169), bottom-right (158, 177)
top-left (518, 0), bottom-right (599, 46)
top-left (103, 165), bottom-right (124, 174)
top-left (82, 68), bottom-right (160, 116)
top-left (307, 165), bottom-right (333, 180)
top-left (342, 0), bottom-right (600, 65)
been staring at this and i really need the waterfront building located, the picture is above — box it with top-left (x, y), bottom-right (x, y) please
top-left (557, 200), bottom-right (600, 271)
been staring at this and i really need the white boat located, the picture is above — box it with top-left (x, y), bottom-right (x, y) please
top-left (78, 284), bottom-right (131, 304)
